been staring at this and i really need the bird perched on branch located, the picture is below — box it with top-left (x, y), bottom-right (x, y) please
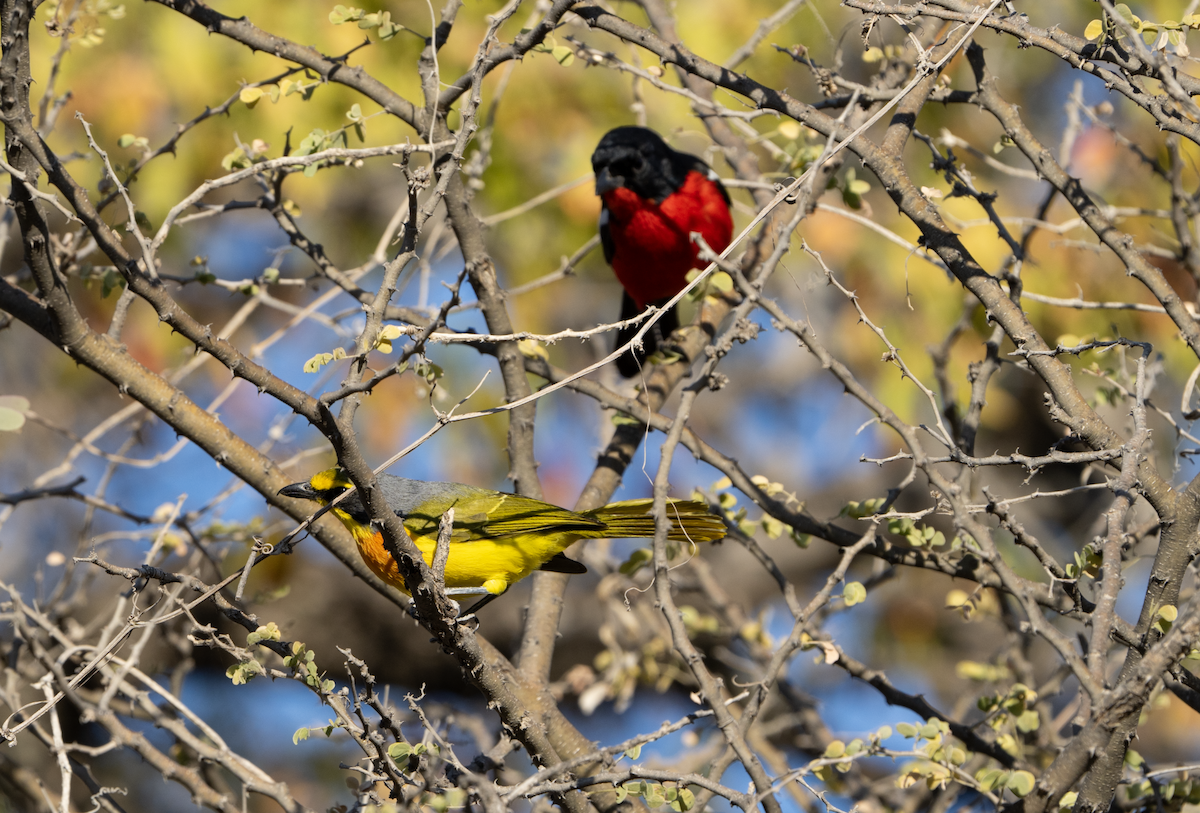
top-left (592, 126), bottom-right (733, 377)
top-left (279, 467), bottom-right (725, 613)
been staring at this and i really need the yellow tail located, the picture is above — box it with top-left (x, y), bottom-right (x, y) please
top-left (584, 499), bottom-right (725, 543)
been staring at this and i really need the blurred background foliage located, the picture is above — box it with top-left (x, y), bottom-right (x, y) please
top-left (5, 0), bottom-right (1200, 809)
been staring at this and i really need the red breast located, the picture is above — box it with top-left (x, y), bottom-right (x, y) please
top-left (603, 171), bottom-right (734, 308)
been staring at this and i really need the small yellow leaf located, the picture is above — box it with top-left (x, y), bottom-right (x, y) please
top-left (240, 87), bottom-right (264, 107)
top-left (843, 582), bottom-right (867, 606)
top-left (708, 272), bottom-right (733, 293)
top-left (375, 325), bottom-right (405, 354)
top-left (518, 339), bottom-right (549, 361)
top-left (303, 352), bottom-right (335, 373)
top-left (1084, 19), bottom-right (1104, 40)
top-left (823, 740), bottom-right (846, 758)
top-left (778, 121), bottom-right (802, 140)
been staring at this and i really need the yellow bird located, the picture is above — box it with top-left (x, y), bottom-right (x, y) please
top-left (279, 467), bottom-right (725, 607)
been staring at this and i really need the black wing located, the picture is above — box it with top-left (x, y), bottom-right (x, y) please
top-left (539, 552), bottom-right (587, 574)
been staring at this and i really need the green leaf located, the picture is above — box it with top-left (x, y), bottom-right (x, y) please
top-left (709, 271), bottom-right (733, 293)
top-left (226, 660), bottom-right (262, 685)
top-left (823, 740), bottom-right (846, 758)
top-left (1058, 792), bottom-right (1078, 811)
top-left (0, 407), bottom-right (25, 432)
top-left (221, 148), bottom-right (249, 171)
top-left (1015, 709), bottom-right (1040, 733)
top-left (669, 787), bottom-right (695, 812)
top-left (619, 547), bottom-right (653, 576)
top-left (624, 744), bottom-right (642, 760)
top-left (1084, 19), bottom-right (1104, 40)
top-left (611, 412), bottom-right (643, 427)
top-left (414, 360), bottom-right (443, 382)
top-left (293, 727), bottom-right (310, 744)
top-left (388, 741), bottom-right (412, 759)
top-left (896, 722), bottom-right (918, 738)
top-left (328, 4), bottom-right (363, 24)
top-left (761, 515), bottom-right (785, 539)
top-left (977, 768), bottom-right (1007, 791)
top-left (0, 395), bottom-right (29, 432)
top-left (1154, 604), bottom-right (1177, 634)
top-left (551, 45), bottom-right (575, 66)
top-left (246, 622), bottom-right (281, 647)
top-left (842, 582), bottom-right (867, 606)
top-left (1007, 770), bottom-right (1036, 797)
top-left (296, 129), bottom-right (327, 156)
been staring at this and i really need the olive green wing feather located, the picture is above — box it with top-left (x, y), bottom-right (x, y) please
top-left (380, 477), bottom-right (604, 541)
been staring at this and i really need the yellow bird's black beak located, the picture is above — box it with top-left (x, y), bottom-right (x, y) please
top-left (278, 481), bottom-right (318, 501)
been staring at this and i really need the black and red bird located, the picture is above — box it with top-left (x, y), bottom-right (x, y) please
top-left (592, 126), bottom-right (734, 377)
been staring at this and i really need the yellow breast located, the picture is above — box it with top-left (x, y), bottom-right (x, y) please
top-left (335, 509), bottom-right (577, 596)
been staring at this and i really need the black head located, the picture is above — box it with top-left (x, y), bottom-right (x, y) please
top-left (592, 126), bottom-right (709, 203)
